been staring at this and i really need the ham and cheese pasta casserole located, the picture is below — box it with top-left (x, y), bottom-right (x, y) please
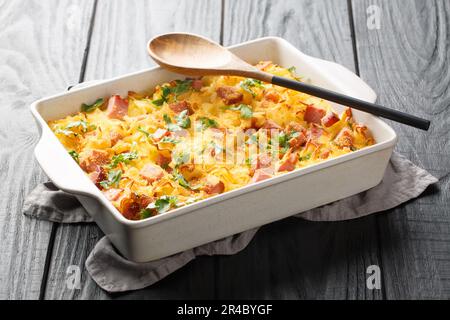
top-left (49, 62), bottom-right (375, 220)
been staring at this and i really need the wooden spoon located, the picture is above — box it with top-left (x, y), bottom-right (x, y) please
top-left (148, 33), bottom-right (430, 131)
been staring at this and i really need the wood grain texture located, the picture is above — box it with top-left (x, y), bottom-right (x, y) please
top-left (352, 0), bottom-right (450, 299)
top-left (43, 0), bottom-right (222, 299)
top-left (216, 0), bottom-right (383, 299)
top-left (223, 0), bottom-right (357, 71)
top-left (26, 0), bottom-right (449, 300)
top-left (84, 0), bottom-right (222, 80)
top-left (0, 0), bottom-right (94, 299)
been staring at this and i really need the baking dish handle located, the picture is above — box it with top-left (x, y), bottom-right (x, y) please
top-left (34, 129), bottom-right (100, 197)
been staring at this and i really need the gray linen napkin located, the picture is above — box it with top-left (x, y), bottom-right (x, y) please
top-left (23, 152), bottom-right (438, 292)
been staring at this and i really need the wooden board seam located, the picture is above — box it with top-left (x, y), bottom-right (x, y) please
top-left (38, 0), bottom-right (99, 300)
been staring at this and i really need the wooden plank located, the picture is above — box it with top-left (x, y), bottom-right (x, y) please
top-left (217, 0), bottom-right (383, 299)
top-left (0, 0), bottom-right (95, 299)
top-left (223, 0), bottom-right (357, 71)
top-left (216, 217), bottom-right (383, 299)
top-left (43, 0), bottom-right (222, 299)
top-left (84, 0), bottom-right (222, 80)
top-left (351, 0), bottom-right (450, 298)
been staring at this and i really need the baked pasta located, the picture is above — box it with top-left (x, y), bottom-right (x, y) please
top-left (48, 62), bottom-right (375, 220)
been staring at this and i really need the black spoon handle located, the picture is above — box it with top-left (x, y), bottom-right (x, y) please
top-left (271, 76), bottom-right (430, 131)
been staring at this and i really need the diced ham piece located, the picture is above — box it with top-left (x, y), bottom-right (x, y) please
top-left (249, 153), bottom-right (272, 176)
top-left (88, 165), bottom-right (107, 187)
top-left (334, 128), bottom-right (354, 148)
top-left (304, 104), bottom-right (326, 124)
top-left (264, 90), bottom-right (280, 103)
top-left (209, 127), bottom-right (226, 135)
top-left (354, 124), bottom-right (371, 138)
top-left (178, 164), bottom-right (196, 178)
top-left (286, 122), bottom-right (305, 133)
top-left (120, 199), bottom-right (140, 220)
top-left (344, 107), bottom-right (353, 118)
top-left (155, 153), bottom-right (171, 169)
top-left (250, 168), bottom-right (274, 183)
top-left (169, 100), bottom-right (192, 114)
top-left (139, 164), bottom-right (164, 184)
top-left (109, 131), bottom-right (122, 146)
top-left (308, 125), bottom-right (324, 140)
top-left (256, 153), bottom-right (272, 169)
top-left (322, 111), bottom-right (340, 127)
top-left (207, 128), bottom-right (225, 145)
top-left (261, 119), bottom-right (282, 130)
top-left (152, 128), bottom-right (169, 142)
top-left (191, 79), bottom-right (203, 91)
top-left (120, 193), bottom-right (153, 220)
top-left (203, 175), bottom-right (225, 195)
top-left (102, 188), bottom-right (123, 201)
top-left (80, 149), bottom-right (109, 173)
top-left (251, 114), bottom-right (266, 129)
top-left (106, 95), bottom-right (129, 120)
top-left (321, 149), bottom-right (331, 159)
top-left (289, 131), bottom-right (307, 149)
top-left (216, 86), bottom-right (243, 105)
top-left (139, 195), bottom-right (153, 209)
top-left (277, 152), bottom-right (298, 172)
top-left (171, 129), bottom-right (189, 138)
top-left (284, 122), bottom-right (307, 149)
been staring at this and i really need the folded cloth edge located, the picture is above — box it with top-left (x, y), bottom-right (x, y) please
top-left (296, 152), bottom-right (438, 221)
top-left (23, 151), bottom-right (439, 293)
top-left (86, 229), bottom-right (259, 292)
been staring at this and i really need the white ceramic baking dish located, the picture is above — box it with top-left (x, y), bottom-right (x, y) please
top-left (31, 37), bottom-right (397, 262)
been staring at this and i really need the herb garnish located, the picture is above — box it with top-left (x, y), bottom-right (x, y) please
top-left (240, 78), bottom-right (263, 97)
top-left (225, 104), bottom-right (253, 119)
top-left (196, 117), bottom-right (219, 131)
top-left (152, 86), bottom-right (171, 106)
top-left (147, 195), bottom-right (178, 214)
top-left (246, 133), bottom-right (258, 145)
top-left (81, 98), bottom-right (104, 113)
top-left (163, 114), bottom-right (182, 132)
top-left (173, 151), bottom-right (190, 166)
top-left (277, 131), bottom-right (300, 152)
top-left (65, 120), bottom-right (92, 133)
top-left (138, 127), bottom-right (151, 137)
top-left (68, 150), bottom-right (79, 163)
top-left (55, 120), bottom-right (95, 137)
top-left (299, 154), bottom-right (311, 162)
top-left (287, 66), bottom-right (296, 74)
top-left (99, 169), bottom-right (122, 189)
top-left (139, 208), bottom-right (153, 219)
top-left (159, 136), bottom-right (180, 144)
top-left (175, 110), bottom-right (191, 129)
top-left (171, 80), bottom-right (192, 98)
top-left (108, 151), bottom-right (138, 169)
top-left (152, 80), bottom-right (193, 106)
top-left (172, 171), bottom-right (202, 190)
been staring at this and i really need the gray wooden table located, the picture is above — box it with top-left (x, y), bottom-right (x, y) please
top-left (0, 0), bottom-right (448, 300)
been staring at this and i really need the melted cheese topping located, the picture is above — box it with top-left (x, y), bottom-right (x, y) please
top-left (49, 62), bottom-right (375, 220)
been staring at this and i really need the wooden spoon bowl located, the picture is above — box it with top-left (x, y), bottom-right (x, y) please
top-left (148, 33), bottom-right (272, 81)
